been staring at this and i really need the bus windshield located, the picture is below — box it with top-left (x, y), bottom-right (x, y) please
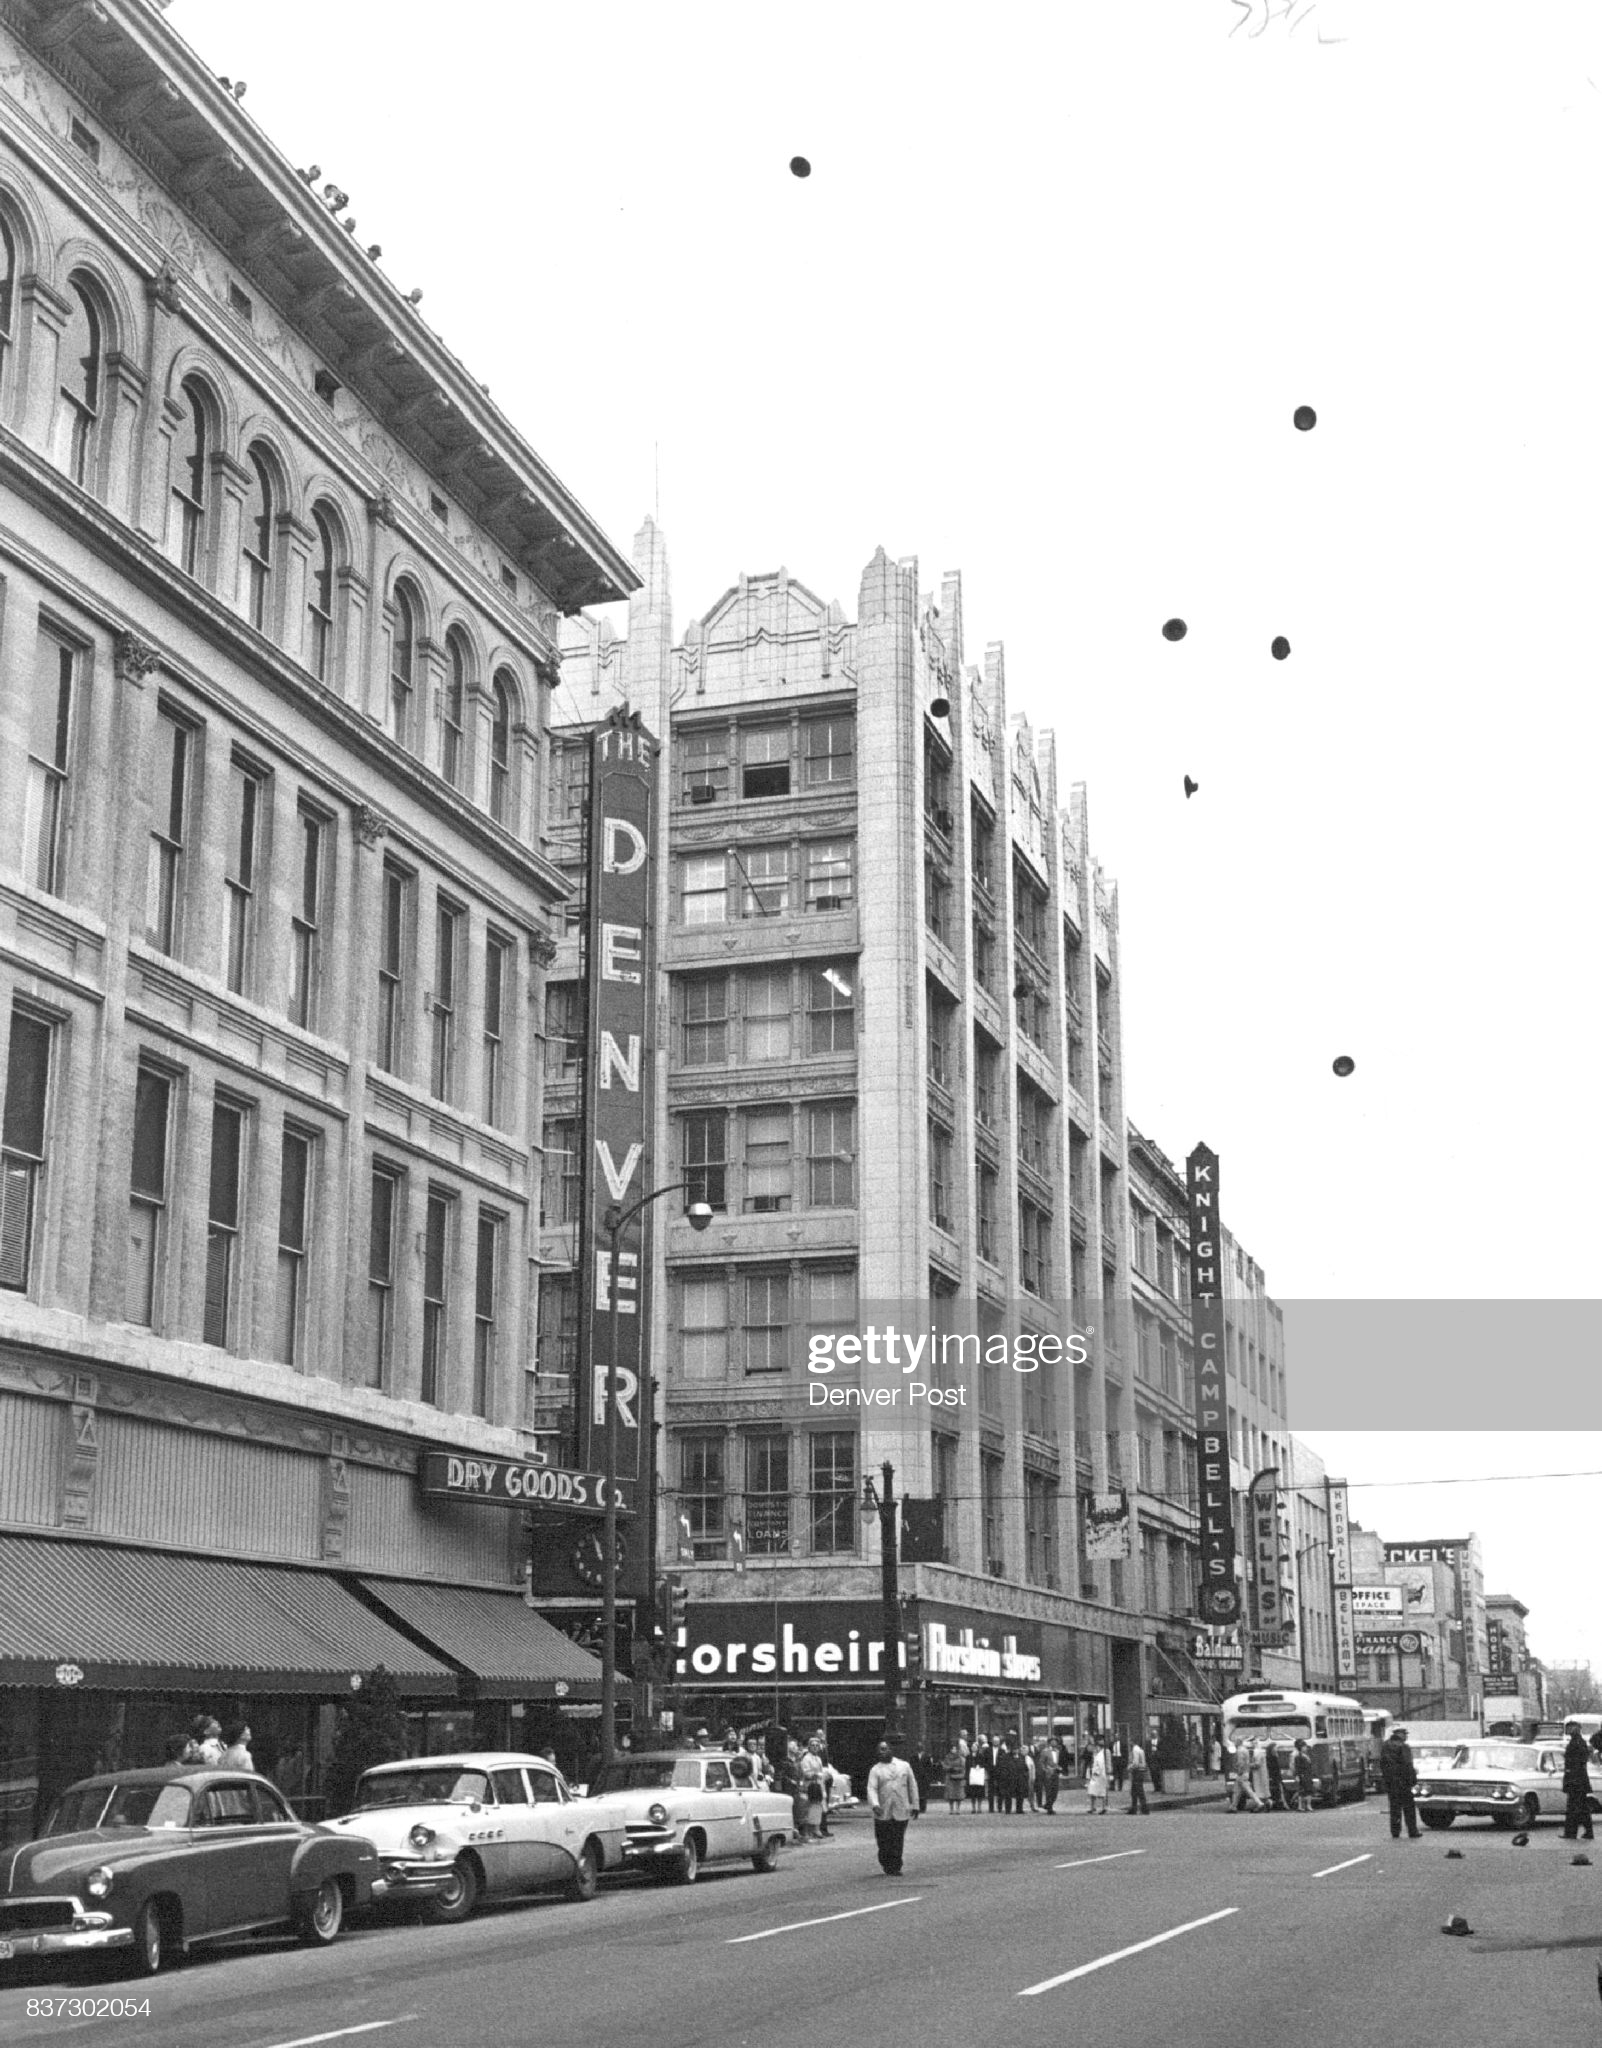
top-left (1226, 1719), bottom-right (1309, 1745)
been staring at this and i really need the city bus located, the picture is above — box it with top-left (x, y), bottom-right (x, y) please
top-left (1220, 1689), bottom-right (1370, 1805)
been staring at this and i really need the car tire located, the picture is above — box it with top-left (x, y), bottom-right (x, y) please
top-left (567, 1841), bottom-right (599, 1903)
top-left (1420, 1811), bottom-right (1454, 1830)
top-left (751, 1835), bottom-right (781, 1873)
top-left (130, 1899), bottom-right (169, 1978)
top-left (1521, 1795), bottom-right (1541, 1827)
top-left (673, 1834), bottom-right (701, 1884)
top-left (425, 1856), bottom-right (481, 1924)
top-left (295, 1877), bottom-right (344, 1946)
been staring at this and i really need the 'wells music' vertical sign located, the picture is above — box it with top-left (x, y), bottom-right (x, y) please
top-left (1187, 1143), bottom-right (1240, 1625)
top-left (576, 710), bottom-right (659, 1529)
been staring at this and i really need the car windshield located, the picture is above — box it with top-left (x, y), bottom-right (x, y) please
top-left (589, 1761), bottom-right (679, 1794)
top-left (354, 1768), bottom-right (492, 1808)
top-left (46, 1783), bottom-right (193, 1835)
top-left (1226, 1719), bottom-right (1308, 1745)
top-left (1450, 1746), bottom-right (1537, 1772)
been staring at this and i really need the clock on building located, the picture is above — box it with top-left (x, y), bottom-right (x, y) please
top-left (570, 1529), bottom-right (627, 1589)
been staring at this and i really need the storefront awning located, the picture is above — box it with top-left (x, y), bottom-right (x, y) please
top-left (355, 1579), bottom-right (604, 1699)
top-left (1148, 1643), bottom-right (1227, 1712)
top-left (0, 1536), bottom-right (456, 1695)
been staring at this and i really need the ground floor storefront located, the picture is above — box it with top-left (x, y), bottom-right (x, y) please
top-left (668, 1595), bottom-right (1122, 1795)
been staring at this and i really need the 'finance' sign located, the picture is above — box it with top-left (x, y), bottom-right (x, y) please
top-left (1187, 1143), bottom-right (1240, 1625)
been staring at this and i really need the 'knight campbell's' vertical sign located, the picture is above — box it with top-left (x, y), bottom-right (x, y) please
top-left (1187, 1142), bottom-right (1240, 1624)
top-left (576, 709), bottom-right (659, 1492)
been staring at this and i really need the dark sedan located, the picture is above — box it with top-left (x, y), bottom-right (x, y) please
top-left (0, 1767), bottom-right (381, 1976)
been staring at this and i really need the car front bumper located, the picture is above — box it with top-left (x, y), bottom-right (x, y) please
top-left (619, 1830), bottom-right (683, 1862)
top-left (1417, 1795), bottom-right (1525, 1818)
top-left (0, 1914), bottom-right (131, 1961)
top-left (372, 1858), bottom-right (456, 1900)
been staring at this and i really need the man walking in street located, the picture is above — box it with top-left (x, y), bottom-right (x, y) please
top-left (1380, 1726), bottom-right (1422, 1839)
top-left (866, 1739), bottom-right (920, 1876)
top-left (1562, 1720), bottom-right (1596, 1842)
top-left (1126, 1735), bottom-right (1151, 1815)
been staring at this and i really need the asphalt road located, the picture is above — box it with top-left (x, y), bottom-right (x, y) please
top-left (5, 1799), bottom-right (1602, 2048)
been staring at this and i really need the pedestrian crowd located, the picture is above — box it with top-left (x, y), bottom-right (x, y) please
top-left (1224, 1732), bottom-right (1318, 1814)
top-left (693, 1723), bottom-right (852, 1844)
top-left (934, 1729), bottom-right (1163, 1817)
top-left (160, 1714), bottom-right (254, 1769)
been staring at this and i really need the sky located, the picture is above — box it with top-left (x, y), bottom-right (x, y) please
top-left (159, 0), bottom-right (1602, 1668)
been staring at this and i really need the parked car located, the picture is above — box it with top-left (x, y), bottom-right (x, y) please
top-left (0, 1767), bottom-right (380, 1977)
top-left (322, 1752), bottom-right (625, 1922)
top-left (583, 1751), bottom-right (793, 1882)
top-left (1414, 1741), bottom-right (1602, 1829)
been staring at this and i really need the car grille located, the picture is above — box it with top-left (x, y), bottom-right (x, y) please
top-left (1440, 1782), bottom-right (1508, 1799)
top-left (0, 1898), bottom-right (78, 1931)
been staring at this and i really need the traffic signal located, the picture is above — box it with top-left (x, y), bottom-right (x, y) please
top-left (669, 1577), bottom-right (688, 1631)
top-left (650, 1579), bottom-right (671, 1649)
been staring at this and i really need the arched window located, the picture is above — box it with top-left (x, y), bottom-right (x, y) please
top-left (0, 218), bottom-right (15, 387)
top-left (242, 447), bottom-right (275, 631)
top-left (307, 504), bottom-right (338, 681)
top-left (169, 378), bottom-right (208, 576)
top-left (442, 630), bottom-right (468, 790)
top-left (56, 276), bottom-right (101, 486)
top-left (489, 670), bottom-right (514, 825)
top-left (390, 582), bottom-right (419, 748)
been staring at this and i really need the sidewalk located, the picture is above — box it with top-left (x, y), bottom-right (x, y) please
top-left (827, 1777), bottom-right (1230, 1824)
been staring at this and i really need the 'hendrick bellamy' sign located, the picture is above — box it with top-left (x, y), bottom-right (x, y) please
top-left (1187, 1143), bottom-right (1240, 1625)
top-left (576, 709), bottom-right (660, 1484)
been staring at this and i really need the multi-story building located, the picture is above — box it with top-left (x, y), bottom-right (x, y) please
top-left (546, 526), bottom-right (1312, 1783)
top-left (1349, 1525), bottom-right (1489, 1721)
top-left (1482, 1594), bottom-right (1543, 1733)
top-left (0, 0), bottom-right (638, 1838)
top-left (1126, 1128), bottom-right (1333, 1700)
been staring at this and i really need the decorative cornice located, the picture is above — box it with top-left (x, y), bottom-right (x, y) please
top-left (353, 802), bottom-right (387, 847)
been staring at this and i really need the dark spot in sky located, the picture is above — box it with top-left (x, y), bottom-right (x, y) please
top-left (1332, 1055), bottom-right (1355, 1077)
top-left (1184, 776), bottom-right (1198, 798)
top-left (1293, 405), bottom-right (1317, 431)
top-left (1271, 636), bottom-right (1290, 660)
top-left (790, 157), bottom-right (811, 178)
top-left (1162, 618), bottom-right (1187, 642)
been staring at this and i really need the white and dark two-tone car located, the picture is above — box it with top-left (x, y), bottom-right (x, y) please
top-left (322, 1752), bottom-right (624, 1920)
top-left (1414, 1741), bottom-right (1602, 1830)
top-left (582, 1751), bottom-right (794, 1882)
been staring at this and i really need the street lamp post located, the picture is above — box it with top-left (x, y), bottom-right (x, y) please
top-left (861, 1462), bottom-right (900, 1739)
top-left (598, 1182), bottom-right (711, 1769)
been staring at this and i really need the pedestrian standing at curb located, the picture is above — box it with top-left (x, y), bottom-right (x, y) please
top-left (1379, 1726), bottom-right (1421, 1840)
top-left (1562, 1720), bottom-right (1596, 1842)
top-left (1086, 1738), bottom-right (1111, 1815)
top-left (1265, 1741), bottom-right (1287, 1812)
top-left (867, 1740), bottom-right (920, 1876)
top-left (1036, 1738), bottom-right (1061, 1814)
top-left (1291, 1739), bottom-right (1316, 1812)
top-left (1110, 1731), bottom-right (1128, 1795)
top-left (943, 1740), bottom-right (967, 1813)
top-left (1127, 1736), bottom-right (1150, 1815)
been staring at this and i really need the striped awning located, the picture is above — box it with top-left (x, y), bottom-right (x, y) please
top-left (355, 1579), bottom-right (604, 1699)
top-left (0, 1536), bottom-right (455, 1694)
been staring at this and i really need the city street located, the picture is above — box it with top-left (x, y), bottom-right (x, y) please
top-left (6, 1800), bottom-right (1601, 2048)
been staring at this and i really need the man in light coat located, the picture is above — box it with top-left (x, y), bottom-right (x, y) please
top-left (866, 1739), bottom-right (920, 1875)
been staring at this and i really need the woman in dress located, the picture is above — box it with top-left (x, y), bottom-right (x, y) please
top-left (1087, 1738), bottom-right (1112, 1815)
top-left (943, 1741), bottom-right (968, 1813)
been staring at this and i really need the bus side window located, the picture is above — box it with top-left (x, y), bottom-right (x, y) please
top-left (1315, 1719), bottom-right (1327, 1740)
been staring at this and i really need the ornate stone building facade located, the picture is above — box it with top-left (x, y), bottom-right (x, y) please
top-left (0, 0), bottom-right (636, 1834)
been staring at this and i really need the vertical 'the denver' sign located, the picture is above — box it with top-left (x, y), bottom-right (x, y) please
top-left (1187, 1142), bottom-right (1240, 1625)
top-left (576, 708), bottom-right (659, 1480)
